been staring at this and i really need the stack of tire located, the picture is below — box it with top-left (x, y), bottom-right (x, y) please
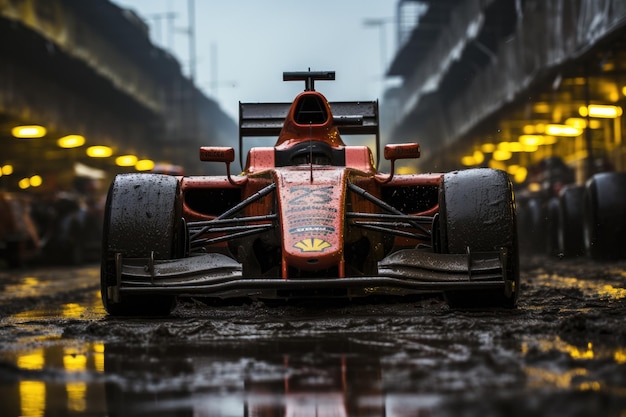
top-left (517, 172), bottom-right (626, 260)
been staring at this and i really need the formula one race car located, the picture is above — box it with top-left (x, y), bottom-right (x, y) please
top-left (100, 71), bottom-right (519, 316)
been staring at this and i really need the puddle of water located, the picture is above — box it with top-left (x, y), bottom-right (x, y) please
top-left (1, 333), bottom-right (626, 416)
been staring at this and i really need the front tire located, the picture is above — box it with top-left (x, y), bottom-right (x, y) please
top-left (439, 169), bottom-right (519, 308)
top-left (101, 174), bottom-right (181, 316)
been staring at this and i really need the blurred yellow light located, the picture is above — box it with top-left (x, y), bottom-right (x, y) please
top-left (528, 182), bottom-right (541, 192)
top-left (135, 159), bottom-right (155, 171)
top-left (480, 143), bottom-right (496, 153)
top-left (18, 350), bottom-right (45, 370)
top-left (488, 160), bottom-right (506, 170)
top-left (498, 142), bottom-right (523, 152)
top-left (522, 125), bottom-right (536, 134)
top-left (579, 104), bottom-right (623, 118)
top-left (18, 178), bottom-right (30, 189)
top-left (522, 143), bottom-right (539, 152)
top-left (115, 155), bottom-right (138, 167)
top-left (519, 135), bottom-right (544, 146)
top-left (589, 120), bottom-right (601, 129)
top-left (396, 165), bottom-right (417, 174)
top-left (622, 86), bottom-right (626, 97)
top-left (57, 135), bottom-right (85, 148)
top-left (507, 165), bottom-right (519, 174)
top-left (12, 125), bottom-right (46, 138)
top-left (493, 150), bottom-right (512, 161)
top-left (29, 175), bottom-right (42, 187)
top-left (514, 167), bottom-right (528, 183)
top-left (565, 118), bottom-right (586, 129)
top-left (533, 102), bottom-right (550, 113)
top-left (543, 135), bottom-right (558, 145)
top-left (1, 165), bottom-right (13, 175)
top-left (545, 124), bottom-right (582, 137)
top-left (461, 155), bottom-right (475, 166)
top-left (473, 150), bottom-right (484, 164)
top-left (86, 146), bottom-right (113, 158)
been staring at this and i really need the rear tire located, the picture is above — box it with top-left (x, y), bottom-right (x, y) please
top-left (545, 197), bottom-right (561, 257)
top-left (101, 174), bottom-right (181, 316)
top-left (439, 169), bottom-right (519, 308)
top-left (584, 172), bottom-right (626, 260)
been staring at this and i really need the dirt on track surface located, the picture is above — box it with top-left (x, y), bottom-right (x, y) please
top-left (0, 256), bottom-right (625, 416)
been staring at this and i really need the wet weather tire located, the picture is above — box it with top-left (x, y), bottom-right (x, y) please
top-left (101, 174), bottom-right (181, 316)
top-left (517, 196), bottom-right (544, 255)
top-left (558, 185), bottom-right (585, 258)
top-left (439, 169), bottom-right (519, 308)
top-left (584, 172), bottom-right (626, 260)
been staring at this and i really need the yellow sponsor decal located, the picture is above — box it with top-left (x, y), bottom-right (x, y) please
top-left (294, 238), bottom-right (332, 252)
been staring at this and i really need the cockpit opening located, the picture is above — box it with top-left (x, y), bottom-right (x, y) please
top-left (293, 95), bottom-right (328, 125)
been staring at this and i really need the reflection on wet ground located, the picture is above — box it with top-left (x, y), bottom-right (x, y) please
top-left (0, 258), bottom-right (625, 416)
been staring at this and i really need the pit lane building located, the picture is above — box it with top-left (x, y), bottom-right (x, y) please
top-left (0, 0), bottom-right (236, 194)
top-left (384, 0), bottom-right (626, 186)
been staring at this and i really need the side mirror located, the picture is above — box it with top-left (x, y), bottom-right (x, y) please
top-left (377, 143), bottom-right (421, 184)
top-left (383, 143), bottom-right (421, 161)
top-left (199, 147), bottom-right (246, 186)
top-left (199, 147), bottom-right (235, 163)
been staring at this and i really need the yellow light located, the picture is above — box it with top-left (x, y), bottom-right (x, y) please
top-left (480, 143), bottom-right (496, 153)
top-left (507, 165), bottom-right (519, 174)
top-left (86, 146), bottom-right (113, 158)
top-left (17, 350), bottom-right (45, 370)
top-left (57, 135), bottom-right (85, 148)
top-left (545, 124), bottom-right (582, 137)
top-left (473, 150), bottom-right (484, 164)
top-left (29, 175), bottom-right (42, 187)
top-left (522, 143), bottom-right (539, 152)
top-left (20, 380), bottom-right (46, 417)
top-left (12, 125), bottom-right (47, 138)
top-left (67, 381), bottom-right (87, 412)
top-left (543, 135), bottom-right (557, 145)
top-left (528, 182), bottom-right (541, 192)
top-left (461, 155), bottom-right (475, 166)
top-left (498, 142), bottom-right (522, 152)
top-left (519, 135), bottom-right (544, 146)
top-left (622, 86), bottom-right (626, 97)
top-left (579, 104), bottom-right (623, 118)
top-left (488, 160), bottom-right (506, 170)
top-left (135, 159), bottom-right (155, 171)
top-left (18, 178), bottom-right (30, 189)
top-left (514, 167), bottom-right (528, 183)
top-left (533, 102), bottom-right (550, 113)
top-left (589, 120), bottom-right (601, 129)
top-left (493, 149), bottom-right (512, 161)
top-left (396, 165), bottom-right (417, 174)
top-left (1, 165), bottom-right (13, 175)
top-left (115, 155), bottom-right (138, 167)
top-left (63, 347), bottom-right (87, 372)
top-left (565, 118), bottom-right (586, 129)
top-left (522, 125), bottom-right (536, 134)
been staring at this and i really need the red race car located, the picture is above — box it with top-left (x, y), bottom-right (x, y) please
top-left (100, 71), bottom-right (519, 316)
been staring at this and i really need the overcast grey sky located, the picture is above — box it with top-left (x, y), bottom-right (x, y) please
top-left (112, 0), bottom-right (398, 120)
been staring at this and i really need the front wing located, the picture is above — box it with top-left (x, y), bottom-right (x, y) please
top-left (103, 248), bottom-right (513, 302)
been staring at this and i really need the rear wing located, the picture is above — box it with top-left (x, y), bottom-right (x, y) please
top-left (238, 100), bottom-right (380, 168)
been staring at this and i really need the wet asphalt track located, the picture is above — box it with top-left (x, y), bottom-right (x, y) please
top-left (0, 256), bottom-right (625, 416)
